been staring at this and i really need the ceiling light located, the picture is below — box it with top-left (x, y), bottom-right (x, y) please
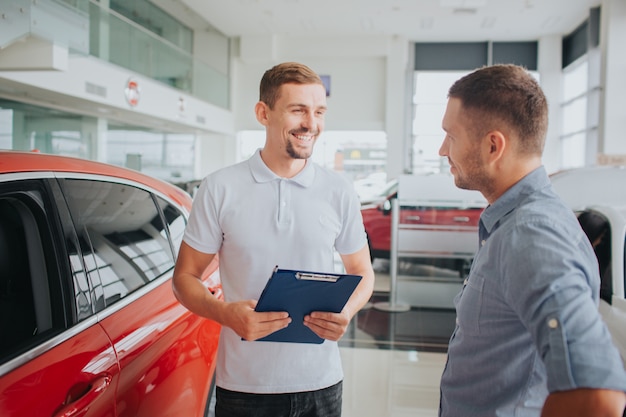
top-left (440, 0), bottom-right (487, 7)
top-left (481, 16), bottom-right (496, 28)
top-left (453, 8), bottom-right (478, 15)
top-left (420, 18), bottom-right (434, 29)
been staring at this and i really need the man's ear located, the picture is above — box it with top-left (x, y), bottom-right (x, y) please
top-left (255, 101), bottom-right (269, 126)
top-left (485, 130), bottom-right (506, 163)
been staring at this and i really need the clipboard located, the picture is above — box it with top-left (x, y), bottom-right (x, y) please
top-left (253, 266), bottom-right (362, 344)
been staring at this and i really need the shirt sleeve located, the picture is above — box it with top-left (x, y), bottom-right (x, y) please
top-left (501, 216), bottom-right (626, 393)
top-left (333, 181), bottom-right (368, 255)
top-left (182, 176), bottom-right (223, 254)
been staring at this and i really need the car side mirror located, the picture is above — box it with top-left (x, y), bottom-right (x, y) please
top-left (380, 199), bottom-right (392, 214)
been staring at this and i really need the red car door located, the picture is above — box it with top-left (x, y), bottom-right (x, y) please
top-left (0, 326), bottom-right (119, 417)
top-left (0, 179), bottom-right (119, 417)
top-left (99, 276), bottom-right (220, 417)
top-left (59, 178), bottom-right (220, 417)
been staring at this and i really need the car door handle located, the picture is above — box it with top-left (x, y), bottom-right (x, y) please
top-left (54, 375), bottom-right (112, 417)
top-left (405, 215), bottom-right (421, 221)
top-left (453, 216), bottom-right (470, 222)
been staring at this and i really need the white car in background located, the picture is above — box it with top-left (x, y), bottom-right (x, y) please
top-left (550, 166), bottom-right (626, 361)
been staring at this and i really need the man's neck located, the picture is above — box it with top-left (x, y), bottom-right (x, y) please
top-left (259, 149), bottom-right (307, 178)
top-left (485, 157), bottom-right (542, 204)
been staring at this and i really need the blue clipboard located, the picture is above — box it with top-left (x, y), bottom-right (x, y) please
top-left (253, 266), bottom-right (362, 344)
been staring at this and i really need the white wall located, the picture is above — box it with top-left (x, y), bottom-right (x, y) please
top-left (230, 33), bottom-right (572, 179)
top-left (3, 3), bottom-right (623, 179)
top-left (538, 35), bottom-right (563, 174)
top-left (232, 34), bottom-right (409, 178)
top-left (600, 0), bottom-right (626, 155)
top-left (0, 53), bottom-right (234, 136)
top-left (233, 35), bottom-right (390, 131)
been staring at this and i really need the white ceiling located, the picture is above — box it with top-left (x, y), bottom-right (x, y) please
top-left (172, 0), bottom-right (600, 41)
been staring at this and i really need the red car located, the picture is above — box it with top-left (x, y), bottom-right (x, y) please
top-left (0, 151), bottom-right (222, 417)
top-left (361, 180), bottom-right (484, 276)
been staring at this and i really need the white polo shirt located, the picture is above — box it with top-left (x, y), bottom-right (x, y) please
top-left (183, 149), bottom-right (367, 393)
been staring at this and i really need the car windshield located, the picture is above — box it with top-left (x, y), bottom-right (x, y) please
top-left (378, 180), bottom-right (398, 198)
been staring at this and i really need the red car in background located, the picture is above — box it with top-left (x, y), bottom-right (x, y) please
top-left (361, 180), bottom-right (484, 277)
top-left (0, 151), bottom-right (222, 417)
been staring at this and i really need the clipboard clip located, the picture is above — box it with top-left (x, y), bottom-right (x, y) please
top-left (295, 272), bottom-right (340, 282)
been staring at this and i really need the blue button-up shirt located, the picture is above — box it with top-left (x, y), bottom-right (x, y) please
top-left (439, 166), bottom-right (626, 417)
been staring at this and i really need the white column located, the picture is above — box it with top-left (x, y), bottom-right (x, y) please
top-left (538, 35), bottom-right (563, 174)
top-left (385, 36), bottom-right (411, 180)
top-left (600, 0), bottom-right (626, 155)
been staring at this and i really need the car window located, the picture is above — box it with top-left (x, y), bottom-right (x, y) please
top-left (0, 183), bottom-right (64, 364)
top-left (157, 196), bottom-right (187, 257)
top-left (577, 210), bottom-right (612, 303)
top-left (61, 179), bottom-right (176, 309)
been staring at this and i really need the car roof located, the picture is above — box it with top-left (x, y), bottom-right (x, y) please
top-left (0, 150), bottom-right (192, 208)
top-left (550, 165), bottom-right (626, 210)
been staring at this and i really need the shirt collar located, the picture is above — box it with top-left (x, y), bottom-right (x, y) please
top-left (480, 166), bottom-right (550, 233)
top-left (248, 148), bottom-right (315, 187)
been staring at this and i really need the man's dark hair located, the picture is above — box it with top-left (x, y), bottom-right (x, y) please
top-left (448, 64), bottom-right (548, 155)
top-left (259, 62), bottom-right (323, 109)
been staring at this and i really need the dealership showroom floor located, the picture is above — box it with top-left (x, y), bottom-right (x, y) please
top-left (208, 258), bottom-right (458, 417)
top-left (338, 259), bottom-right (457, 417)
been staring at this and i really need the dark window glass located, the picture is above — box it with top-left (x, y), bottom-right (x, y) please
top-left (563, 21), bottom-right (589, 68)
top-left (62, 179), bottom-right (175, 307)
top-left (415, 42), bottom-right (488, 70)
top-left (414, 41), bottom-right (538, 71)
top-left (492, 42), bottom-right (538, 70)
top-left (158, 197), bottom-right (187, 257)
top-left (0, 186), bottom-right (62, 363)
top-left (577, 210), bottom-right (612, 303)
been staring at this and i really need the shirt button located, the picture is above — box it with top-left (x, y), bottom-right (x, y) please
top-left (463, 278), bottom-right (468, 286)
top-left (481, 239), bottom-right (486, 246)
top-left (281, 201), bottom-right (286, 207)
top-left (548, 318), bottom-right (559, 329)
top-left (455, 318), bottom-right (459, 325)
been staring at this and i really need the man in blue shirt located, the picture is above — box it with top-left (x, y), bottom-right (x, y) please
top-left (438, 64), bottom-right (626, 416)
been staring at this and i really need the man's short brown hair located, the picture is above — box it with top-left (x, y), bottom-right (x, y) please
top-left (259, 62), bottom-right (323, 109)
top-left (448, 64), bottom-right (548, 155)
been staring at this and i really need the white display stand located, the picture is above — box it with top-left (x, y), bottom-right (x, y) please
top-left (374, 174), bottom-right (486, 312)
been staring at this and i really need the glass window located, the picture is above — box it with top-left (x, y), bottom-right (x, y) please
top-left (107, 127), bottom-right (196, 183)
top-left (412, 71), bottom-right (469, 174)
top-left (158, 197), bottom-right (187, 257)
top-left (237, 130), bottom-right (388, 201)
top-left (0, 99), bottom-right (198, 184)
top-left (561, 97), bottom-right (588, 136)
top-left (577, 210), bottom-right (612, 303)
top-left (109, 0), bottom-right (193, 53)
top-left (561, 59), bottom-right (590, 169)
top-left (61, 179), bottom-right (175, 307)
top-left (0, 186), bottom-right (62, 363)
top-left (563, 61), bottom-right (589, 101)
top-left (561, 133), bottom-right (586, 169)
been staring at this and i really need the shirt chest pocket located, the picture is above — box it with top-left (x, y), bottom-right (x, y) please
top-left (455, 272), bottom-right (486, 336)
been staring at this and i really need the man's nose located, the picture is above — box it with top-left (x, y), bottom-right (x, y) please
top-left (438, 137), bottom-right (448, 156)
top-left (302, 111), bottom-right (316, 129)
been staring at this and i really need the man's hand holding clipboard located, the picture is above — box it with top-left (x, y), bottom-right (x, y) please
top-left (252, 266), bottom-right (363, 344)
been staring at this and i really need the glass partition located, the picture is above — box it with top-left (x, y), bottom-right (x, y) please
top-left (88, 1), bottom-right (229, 109)
top-left (11, 0), bottom-right (229, 109)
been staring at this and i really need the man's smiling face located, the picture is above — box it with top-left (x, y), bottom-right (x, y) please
top-left (265, 82), bottom-right (327, 160)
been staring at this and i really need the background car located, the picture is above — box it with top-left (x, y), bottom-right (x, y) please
top-left (362, 175), bottom-right (485, 277)
top-left (0, 151), bottom-right (222, 417)
top-left (551, 166), bottom-right (626, 362)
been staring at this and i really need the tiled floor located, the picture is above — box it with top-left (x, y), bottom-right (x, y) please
top-left (207, 258), bottom-right (459, 417)
top-left (338, 259), bottom-right (457, 417)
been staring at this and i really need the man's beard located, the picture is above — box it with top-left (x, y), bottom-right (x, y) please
top-left (452, 154), bottom-right (491, 193)
top-left (286, 134), bottom-right (315, 159)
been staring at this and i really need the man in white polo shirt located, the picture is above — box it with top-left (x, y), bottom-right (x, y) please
top-left (172, 62), bottom-right (375, 417)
